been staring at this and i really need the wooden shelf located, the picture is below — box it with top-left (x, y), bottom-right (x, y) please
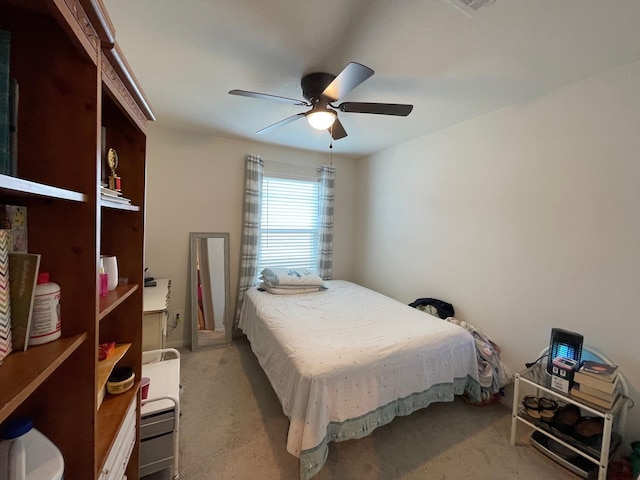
top-left (0, 174), bottom-right (86, 202)
top-left (96, 382), bottom-right (139, 477)
top-left (97, 343), bottom-right (132, 409)
top-left (0, 334), bottom-right (88, 423)
top-left (99, 284), bottom-right (139, 320)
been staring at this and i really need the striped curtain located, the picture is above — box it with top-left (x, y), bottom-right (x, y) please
top-left (233, 154), bottom-right (264, 329)
top-left (317, 165), bottom-right (335, 280)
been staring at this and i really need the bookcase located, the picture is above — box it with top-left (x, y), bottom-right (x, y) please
top-left (0, 0), bottom-right (153, 478)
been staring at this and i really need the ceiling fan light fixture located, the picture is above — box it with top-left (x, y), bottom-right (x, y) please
top-left (306, 109), bottom-right (337, 130)
top-left (448, 0), bottom-right (495, 15)
top-left (230, 62), bottom-right (413, 140)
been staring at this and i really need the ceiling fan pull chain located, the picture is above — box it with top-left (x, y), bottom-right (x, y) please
top-left (329, 127), bottom-right (334, 165)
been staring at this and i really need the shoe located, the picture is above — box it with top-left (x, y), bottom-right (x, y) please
top-left (522, 395), bottom-right (541, 418)
top-left (538, 397), bottom-right (558, 422)
top-left (554, 404), bottom-right (581, 433)
top-left (574, 417), bottom-right (603, 438)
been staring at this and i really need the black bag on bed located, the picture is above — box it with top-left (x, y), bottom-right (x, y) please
top-left (408, 297), bottom-right (454, 319)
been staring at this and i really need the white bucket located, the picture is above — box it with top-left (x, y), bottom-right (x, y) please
top-left (0, 418), bottom-right (64, 480)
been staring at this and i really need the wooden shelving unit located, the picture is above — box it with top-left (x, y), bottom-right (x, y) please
top-left (0, 0), bottom-right (154, 477)
top-left (0, 334), bottom-right (87, 421)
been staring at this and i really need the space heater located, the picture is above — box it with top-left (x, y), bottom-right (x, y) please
top-left (546, 328), bottom-right (583, 374)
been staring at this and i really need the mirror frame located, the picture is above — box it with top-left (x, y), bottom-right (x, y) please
top-left (189, 232), bottom-right (232, 350)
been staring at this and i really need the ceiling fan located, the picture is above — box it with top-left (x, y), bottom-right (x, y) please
top-left (229, 62), bottom-right (413, 140)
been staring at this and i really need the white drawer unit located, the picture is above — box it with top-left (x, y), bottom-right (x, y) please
top-left (99, 399), bottom-right (137, 480)
top-left (140, 348), bottom-right (181, 479)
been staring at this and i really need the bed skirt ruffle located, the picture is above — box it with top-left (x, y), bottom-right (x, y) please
top-left (299, 375), bottom-right (481, 480)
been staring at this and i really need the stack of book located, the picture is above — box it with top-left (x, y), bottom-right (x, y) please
top-left (100, 185), bottom-right (131, 205)
top-left (1, 30), bottom-right (19, 177)
top-left (570, 360), bottom-right (620, 409)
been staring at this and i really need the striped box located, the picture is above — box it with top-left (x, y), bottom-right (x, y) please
top-left (0, 229), bottom-right (12, 362)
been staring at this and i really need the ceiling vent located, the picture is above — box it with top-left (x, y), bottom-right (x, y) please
top-left (448, 0), bottom-right (496, 16)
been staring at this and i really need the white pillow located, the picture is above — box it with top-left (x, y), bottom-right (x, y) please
top-left (260, 267), bottom-right (325, 287)
top-left (259, 282), bottom-right (326, 295)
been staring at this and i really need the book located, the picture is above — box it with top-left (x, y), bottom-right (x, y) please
top-left (573, 370), bottom-right (620, 395)
top-left (0, 229), bottom-right (12, 363)
top-left (8, 252), bottom-right (40, 351)
top-left (100, 186), bottom-right (123, 197)
top-left (579, 360), bottom-right (619, 381)
top-left (0, 30), bottom-right (10, 175)
top-left (8, 78), bottom-right (17, 176)
top-left (0, 204), bottom-right (28, 253)
top-left (570, 385), bottom-right (618, 410)
top-left (578, 382), bottom-right (618, 402)
top-left (100, 194), bottom-right (131, 205)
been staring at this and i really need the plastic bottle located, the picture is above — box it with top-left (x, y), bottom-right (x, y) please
top-left (28, 273), bottom-right (61, 346)
top-left (0, 417), bottom-right (64, 480)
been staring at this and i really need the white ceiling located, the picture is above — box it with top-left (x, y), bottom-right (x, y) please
top-left (103, 0), bottom-right (640, 158)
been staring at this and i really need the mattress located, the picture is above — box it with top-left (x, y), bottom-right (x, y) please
top-left (239, 280), bottom-right (480, 479)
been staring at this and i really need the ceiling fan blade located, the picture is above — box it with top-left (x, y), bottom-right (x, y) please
top-left (329, 118), bottom-right (347, 140)
top-left (338, 102), bottom-right (413, 116)
top-left (256, 112), bottom-right (306, 135)
top-left (229, 89), bottom-right (308, 106)
top-left (322, 62), bottom-right (374, 102)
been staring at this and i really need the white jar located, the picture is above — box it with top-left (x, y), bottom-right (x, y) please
top-left (28, 273), bottom-right (61, 347)
top-left (101, 255), bottom-right (118, 291)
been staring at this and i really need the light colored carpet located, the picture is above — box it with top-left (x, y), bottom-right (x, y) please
top-left (147, 337), bottom-right (579, 480)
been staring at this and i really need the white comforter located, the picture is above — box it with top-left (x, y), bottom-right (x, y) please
top-left (239, 280), bottom-right (480, 479)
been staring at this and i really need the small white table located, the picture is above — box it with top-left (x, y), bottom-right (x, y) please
top-left (510, 349), bottom-right (629, 480)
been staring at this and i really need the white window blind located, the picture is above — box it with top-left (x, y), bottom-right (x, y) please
top-left (257, 176), bottom-right (319, 276)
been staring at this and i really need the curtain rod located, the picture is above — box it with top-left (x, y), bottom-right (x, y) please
top-left (264, 159), bottom-right (329, 170)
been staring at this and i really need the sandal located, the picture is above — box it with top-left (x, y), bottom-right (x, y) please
top-left (522, 395), bottom-right (541, 418)
top-left (539, 397), bottom-right (558, 422)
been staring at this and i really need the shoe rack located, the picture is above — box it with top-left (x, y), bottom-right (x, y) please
top-left (510, 357), bottom-right (629, 480)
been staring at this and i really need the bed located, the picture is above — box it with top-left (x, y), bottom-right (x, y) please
top-left (239, 279), bottom-right (481, 479)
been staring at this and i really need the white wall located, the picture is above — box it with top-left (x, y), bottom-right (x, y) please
top-left (144, 60), bottom-right (639, 442)
top-left (144, 129), bottom-right (358, 347)
top-left (354, 60), bottom-right (640, 441)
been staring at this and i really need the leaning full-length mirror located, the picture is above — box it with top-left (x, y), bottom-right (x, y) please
top-left (189, 232), bottom-right (232, 350)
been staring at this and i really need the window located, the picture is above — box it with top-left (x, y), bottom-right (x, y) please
top-left (257, 176), bottom-right (319, 277)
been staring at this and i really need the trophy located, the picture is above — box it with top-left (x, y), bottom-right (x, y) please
top-left (107, 148), bottom-right (121, 192)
